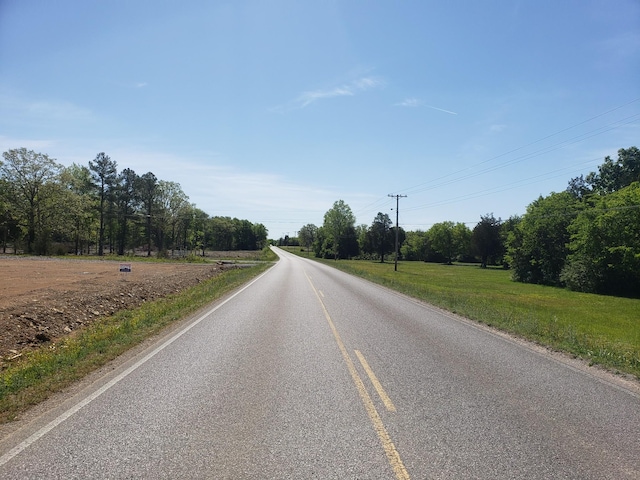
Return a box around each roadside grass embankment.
[0,249,276,424]
[286,248,639,379]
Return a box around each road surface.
[0,247,638,479]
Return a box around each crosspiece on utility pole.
[388,194,407,271]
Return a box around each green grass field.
[285,248,639,379]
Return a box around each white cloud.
[353,77,382,90]
[395,98,422,107]
[274,76,384,111]
[297,86,355,107]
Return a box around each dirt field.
[0,255,249,367]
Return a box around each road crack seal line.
[304,270,410,480]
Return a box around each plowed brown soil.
[0,255,242,367]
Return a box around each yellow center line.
[355,350,397,413]
[304,271,411,480]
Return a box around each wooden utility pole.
[388,194,407,271]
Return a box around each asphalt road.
[0,247,638,479]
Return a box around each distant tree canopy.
[507,146,640,297]
[583,146,640,195]
[428,221,472,265]
[319,200,358,259]
[0,148,268,256]
[506,191,578,286]
[471,213,502,268]
[300,147,639,298]
[401,230,430,261]
[361,212,394,262]
[298,224,318,252]
[561,182,640,296]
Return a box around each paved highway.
[0,247,638,479]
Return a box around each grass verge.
[284,248,639,379]
[0,260,274,424]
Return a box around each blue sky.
[1,1,639,239]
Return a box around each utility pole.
[388,193,407,271]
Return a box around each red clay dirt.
[0,255,245,368]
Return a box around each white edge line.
[0,266,274,467]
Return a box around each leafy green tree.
[507,191,579,286]
[499,215,521,268]
[89,152,117,256]
[252,223,268,250]
[0,177,21,253]
[428,222,455,264]
[156,180,189,254]
[566,174,591,200]
[401,230,430,261]
[233,218,256,250]
[355,224,368,254]
[428,221,471,264]
[189,207,210,255]
[363,212,394,262]
[561,182,640,297]
[137,172,158,256]
[61,164,97,255]
[312,226,329,258]
[471,213,502,268]
[210,216,235,250]
[1,148,62,253]
[585,147,640,195]
[323,200,357,259]
[114,168,139,255]
[339,225,360,259]
[298,223,318,253]
[453,222,472,261]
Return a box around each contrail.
[424,104,458,115]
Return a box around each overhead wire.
[397,97,640,196]
[404,157,604,211]
[402,112,640,198]
[352,98,640,223]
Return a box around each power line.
[402,112,640,197]
[351,98,640,225]
[397,98,640,196]
[404,156,604,212]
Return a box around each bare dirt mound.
[0,256,231,367]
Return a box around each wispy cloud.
[395,98,458,115]
[297,86,355,107]
[395,97,422,108]
[273,76,383,112]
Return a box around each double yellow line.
[305,272,411,480]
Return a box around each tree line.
[0,148,268,256]
[286,147,639,298]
